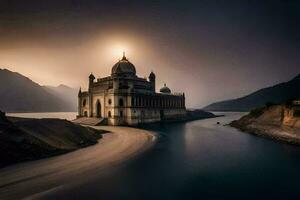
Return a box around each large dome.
[111,54,136,76]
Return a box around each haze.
[0,0,299,108]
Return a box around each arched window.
[108,111,111,118]
[83,99,86,107]
[108,99,112,105]
[120,110,123,117]
[96,100,101,118]
[119,98,124,106]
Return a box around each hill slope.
[203,74,300,111]
[44,84,78,111]
[0,69,76,112]
[0,111,104,167]
[230,105,300,144]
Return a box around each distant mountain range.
[0,69,78,112]
[203,74,300,111]
[43,84,78,111]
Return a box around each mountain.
[44,84,78,111]
[203,74,300,111]
[0,69,77,112]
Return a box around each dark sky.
[0,0,299,107]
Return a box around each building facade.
[78,53,186,125]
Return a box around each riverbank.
[0,125,156,200]
[230,105,300,145]
[0,111,108,168]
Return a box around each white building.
[77,53,186,126]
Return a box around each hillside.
[0,69,77,112]
[230,105,300,145]
[0,111,105,167]
[203,74,300,111]
[44,84,78,111]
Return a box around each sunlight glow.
[109,43,130,60]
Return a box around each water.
[6,112,300,199]
[6,112,77,120]
[34,112,300,200]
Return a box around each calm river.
[7,112,300,199]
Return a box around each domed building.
[160,83,171,94]
[111,54,136,77]
[77,53,186,126]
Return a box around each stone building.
[77,53,186,126]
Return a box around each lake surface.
[7,112,77,120]
[6,112,300,199]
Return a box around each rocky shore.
[230,105,300,145]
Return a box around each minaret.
[88,73,95,117]
[89,73,95,91]
[78,87,82,97]
[149,71,156,92]
[78,87,81,117]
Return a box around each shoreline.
[231,123,300,145]
[230,105,300,145]
[0,126,157,200]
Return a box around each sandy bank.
[0,115,106,167]
[0,126,156,200]
[230,105,300,145]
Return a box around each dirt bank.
[0,126,156,200]
[230,105,300,145]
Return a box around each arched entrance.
[96,100,101,118]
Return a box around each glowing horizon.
[0,1,299,108]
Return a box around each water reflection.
[6,112,300,200]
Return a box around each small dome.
[111,53,136,76]
[160,83,171,94]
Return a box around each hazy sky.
[0,0,299,107]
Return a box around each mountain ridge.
[203,73,300,111]
[0,68,77,112]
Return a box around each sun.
[109,43,130,60]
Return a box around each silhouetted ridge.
[203,74,300,111]
[0,69,77,112]
[293,74,300,80]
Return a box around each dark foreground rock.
[0,111,106,168]
[230,105,300,145]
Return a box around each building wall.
[163,109,187,120]
[127,108,161,125]
[91,94,105,118]
[78,75,186,126]
[78,96,89,117]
